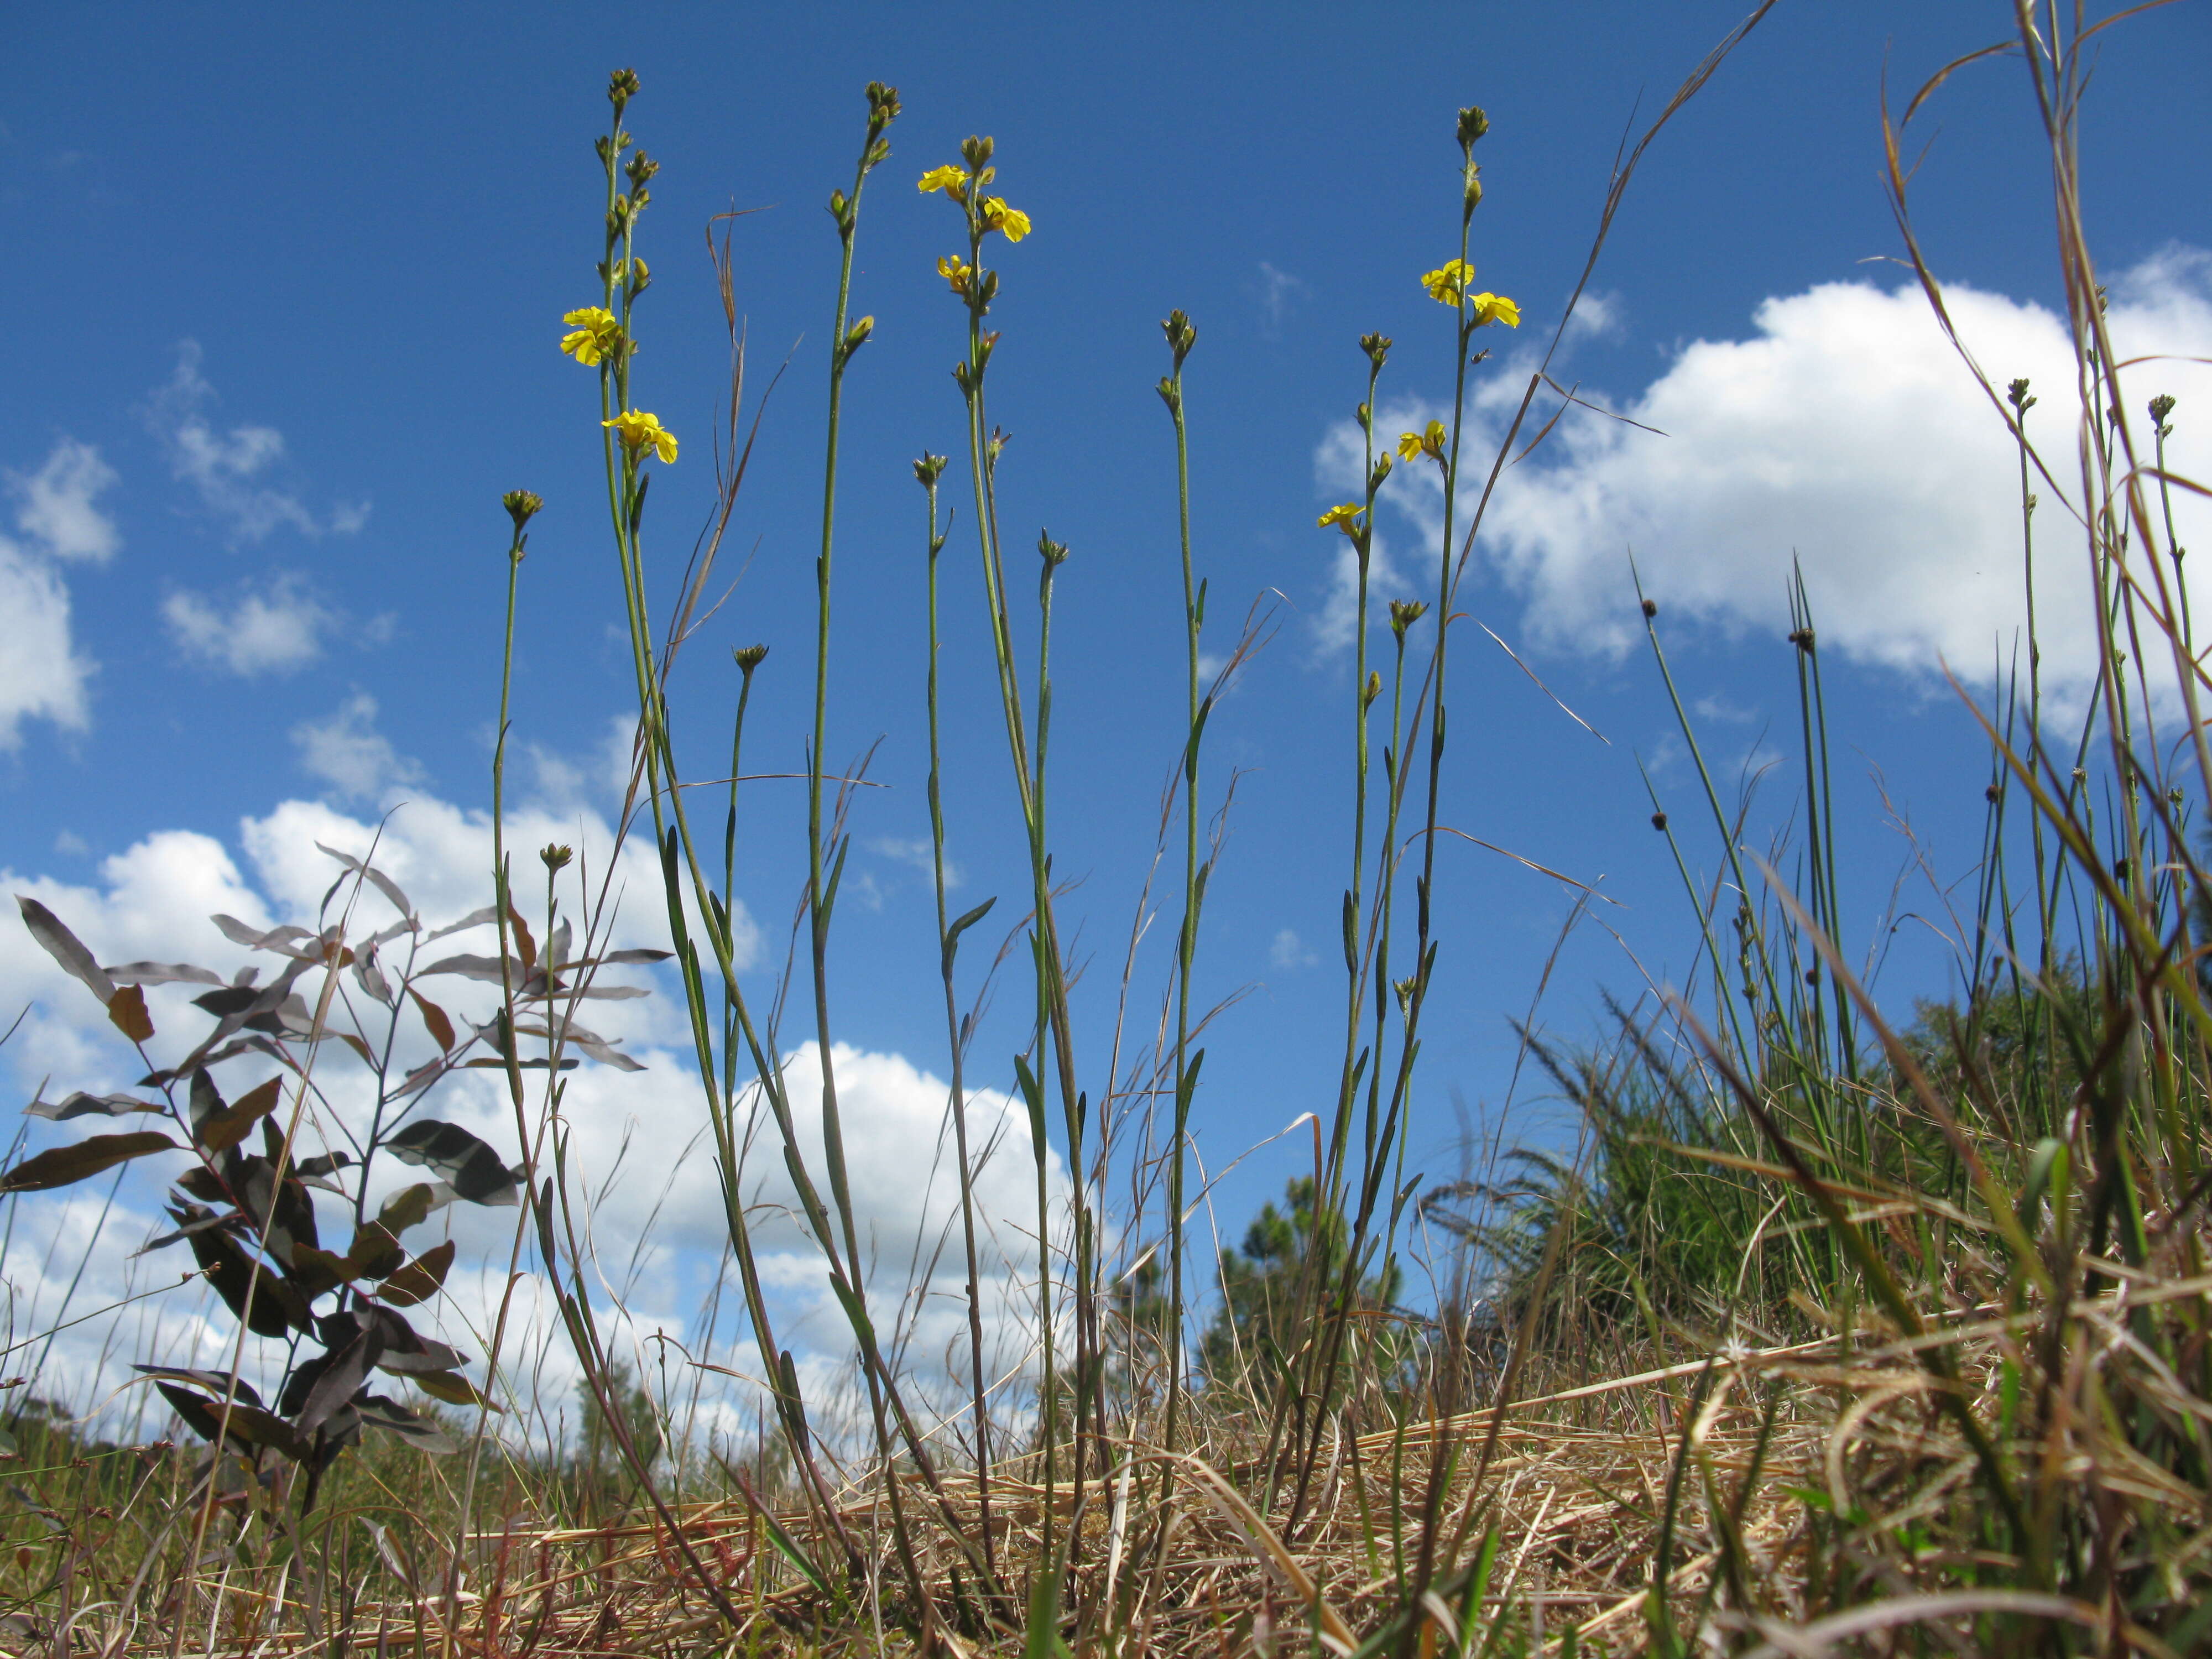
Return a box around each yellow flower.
[937,254,974,298]
[981,197,1031,242]
[1397,420,1449,463]
[603,409,677,464]
[560,306,623,366]
[917,164,968,202]
[1469,293,1521,328]
[1421,259,1476,305]
[1317,503,1364,538]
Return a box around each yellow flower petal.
[937,254,974,297]
[1396,432,1424,461]
[1317,503,1364,538]
[982,197,1032,243]
[1470,293,1521,328]
[1420,259,1475,305]
[917,165,968,201]
[559,306,622,367]
[603,409,677,464]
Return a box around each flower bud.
[608,68,640,113]
[502,490,544,533]
[1360,332,1392,368]
[2007,377,2036,413]
[1364,670,1383,708]
[843,315,875,355]
[541,843,575,873]
[625,150,659,188]
[1457,105,1489,150]
[867,81,902,131]
[1037,529,1069,567]
[1390,599,1428,639]
[961,134,995,170]
[2150,392,2177,432]
[913,453,948,488]
[734,644,769,672]
[1161,308,1197,371]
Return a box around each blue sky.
[2,3,2209,1421]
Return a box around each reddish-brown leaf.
[107,984,155,1044]
[197,1077,284,1155]
[408,988,457,1053]
[0,1131,177,1193]
[377,1240,455,1307]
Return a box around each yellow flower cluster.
[1317,503,1365,539]
[1398,420,1449,463]
[603,409,677,463]
[559,306,624,366]
[917,165,1032,242]
[1417,263,1520,328]
[937,254,974,298]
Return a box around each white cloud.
[164,572,332,675]
[528,715,646,817]
[9,439,121,563]
[1562,290,1624,347]
[0,437,119,748]
[290,692,425,801]
[145,342,363,543]
[1253,260,1309,337]
[870,834,958,889]
[1270,927,1318,970]
[0,789,1055,1444]
[1348,247,2212,701]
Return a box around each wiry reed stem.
[1159,311,1202,1465]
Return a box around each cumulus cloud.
[11,439,122,564]
[164,572,332,675]
[144,342,365,543]
[1318,247,2212,701]
[0,868,1039,1444]
[0,438,120,748]
[0,774,807,1440]
[1269,927,1318,970]
[290,692,424,801]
